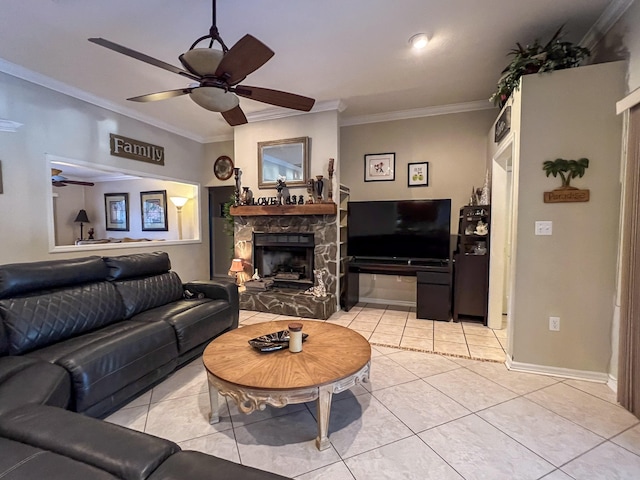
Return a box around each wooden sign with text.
[544,189,590,203]
[110,133,164,166]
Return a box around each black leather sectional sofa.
[0,252,289,480]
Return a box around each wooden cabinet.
[453,206,490,324]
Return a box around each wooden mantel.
[230,203,337,216]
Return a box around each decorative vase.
[315,175,324,202]
[240,186,252,205]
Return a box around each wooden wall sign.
[494,106,511,143]
[544,189,590,203]
[110,133,164,165]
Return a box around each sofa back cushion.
[113,272,184,319]
[0,256,113,356]
[104,251,183,319]
[0,282,125,355]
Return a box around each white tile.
[325,392,413,458]
[466,361,559,395]
[145,392,233,443]
[612,423,640,456]
[121,389,152,408]
[373,379,471,433]
[234,409,341,478]
[363,356,419,391]
[104,405,148,432]
[150,362,208,403]
[467,344,506,362]
[425,368,517,412]
[478,397,604,466]
[526,383,639,438]
[562,441,640,479]
[420,415,554,480]
[373,323,404,335]
[402,326,433,338]
[399,336,434,351]
[386,351,460,378]
[370,345,403,356]
[178,431,240,463]
[295,461,355,480]
[377,316,406,326]
[539,470,575,480]
[368,332,401,346]
[563,379,618,404]
[345,435,463,479]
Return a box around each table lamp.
[229,258,245,287]
[74,209,90,241]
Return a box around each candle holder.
[233,168,241,207]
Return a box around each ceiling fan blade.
[127,88,192,103]
[88,37,201,82]
[215,34,274,85]
[233,85,315,111]
[52,181,67,187]
[221,105,248,126]
[62,180,95,187]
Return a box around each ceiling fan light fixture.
[409,33,429,50]
[190,87,239,112]
[180,48,224,76]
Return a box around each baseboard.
[358,297,416,308]
[505,357,609,383]
[607,374,618,394]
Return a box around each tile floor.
[105,306,640,479]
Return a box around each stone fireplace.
[233,210,337,319]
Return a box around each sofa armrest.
[184,280,239,328]
[0,405,179,480]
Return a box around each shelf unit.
[338,184,349,309]
[453,205,491,324]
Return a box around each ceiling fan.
[88,0,315,126]
[51,169,95,187]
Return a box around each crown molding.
[0,118,23,132]
[245,99,347,123]
[0,58,206,143]
[340,100,496,127]
[580,0,634,52]
[202,132,234,143]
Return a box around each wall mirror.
[46,154,200,252]
[258,136,309,189]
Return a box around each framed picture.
[408,162,429,187]
[364,153,395,182]
[141,190,168,231]
[104,193,129,231]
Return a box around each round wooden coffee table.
[202,320,371,450]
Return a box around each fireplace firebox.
[253,232,315,289]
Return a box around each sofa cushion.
[26,321,177,413]
[113,271,184,319]
[148,450,292,480]
[0,405,180,480]
[104,251,171,281]
[0,256,108,299]
[0,281,125,355]
[0,437,119,480]
[0,357,70,415]
[132,298,234,354]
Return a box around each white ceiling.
[0,0,616,143]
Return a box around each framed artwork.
[408,162,429,187]
[141,190,168,231]
[104,193,129,231]
[364,153,395,182]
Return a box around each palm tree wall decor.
[542,158,590,203]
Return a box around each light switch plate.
[535,221,552,235]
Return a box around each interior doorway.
[208,186,235,279]
[488,139,515,336]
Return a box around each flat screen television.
[347,199,451,263]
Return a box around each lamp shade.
[229,258,244,273]
[170,196,188,208]
[74,209,90,223]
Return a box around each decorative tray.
[248,330,309,352]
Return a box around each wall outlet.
[549,316,560,331]
[535,221,553,235]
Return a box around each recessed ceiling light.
[409,33,429,49]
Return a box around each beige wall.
[340,110,497,304]
[0,72,209,282]
[203,140,234,188]
[508,62,625,374]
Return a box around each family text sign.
[110,133,165,166]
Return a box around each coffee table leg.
[315,384,333,450]
[208,382,220,424]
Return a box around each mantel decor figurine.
[306,178,315,204]
[542,157,590,203]
[327,158,335,202]
[315,175,324,203]
[233,168,241,207]
[275,176,286,205]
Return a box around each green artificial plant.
[490,25,591,107]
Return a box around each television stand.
[345,258,451,320]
